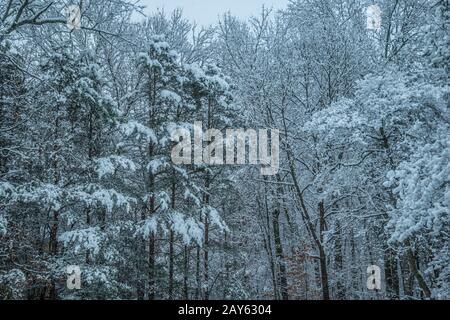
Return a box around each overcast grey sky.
[137,0,289,26]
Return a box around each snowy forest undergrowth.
[0,0,449,300]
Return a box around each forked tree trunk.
[406,245,431,298]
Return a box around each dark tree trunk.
[334,221,345,299]
[272,209,289,300]
[49,211,59,256]
[184,245,190,299]
[195,245,201,299]
[169,230,174,299]
[384,247,400,299]
[318,201,330,300]
[148,188,156,300]
[406,246,431,298]
[168,180,176,299]
[203,214,209,300]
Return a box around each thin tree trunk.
[149,233,155,300]
[184,245,190,299]
[406,245,431,298]
[259,190,279,299]
[384,247,400,299]
[49,211,59,256]
[318,201,330,300]
[334,220,345,299]
[204,214,209,300]
[195,245,201,299]
[272,209,289,300]
[169,230,174,299]
[148,179,156,300]
[168,180,176,299]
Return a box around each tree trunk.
[406,246,431,298]
[318,201,330,300]
[184,245,190,299]
[148,233,155,300]
[334,221,345,299]
[195,245,201,299]
[169,230,174,300]
[168,180,176,299]
[203,214,209,300]
[49,211,59,256]
[384,247,400,299]
[272,209,289,300]
[148,183,156,300]
[259,189,279,299]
